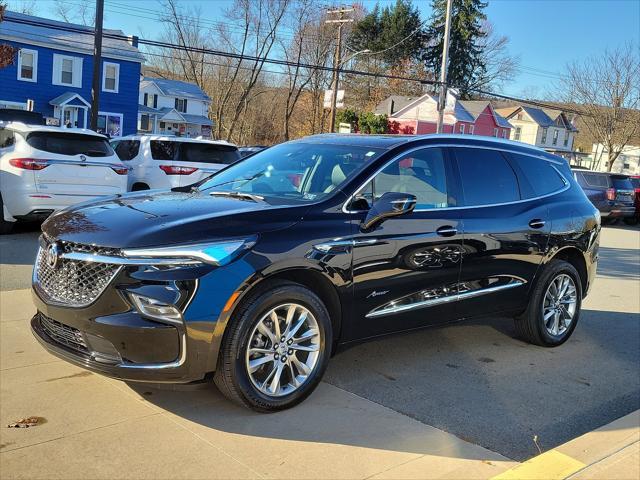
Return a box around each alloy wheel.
[542,273,577,336]
[245,303,321,397]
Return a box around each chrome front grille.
[34,240,122,307]
[39,314,88,353]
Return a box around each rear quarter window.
[112,140,140,161]
[150,140,178,160]
[179,142,240,165]
[454,147,520,206]
[26,132,113,157]
[509,153,566,197]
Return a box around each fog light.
[129,293,182,324]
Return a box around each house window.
[140,114,151,131]
[502,129,508,138]
[175,98,187,113]
[0,100,27,110]
[541,128,548,143]
[53,54,82,87]
[143,93,158,108]
[493,128,499,137]
[97,112,123,137]
[468,125,474,135]
[459,124,465,134]
[623,163,630,169]
[514,127,522,141]
[564,132,570,147]
[17,49,37,82]
[552,129,559,145]
[102,62,119,93]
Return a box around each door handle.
[529,219,546,229]
[436,226,457,237]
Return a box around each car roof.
[0,121,107,138]
[116,134,237,147]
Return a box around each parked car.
[0,122,128,234]
[572,169,635,223]
[624,175,640,225]
[239,145,268,158]
[110,135,241,191]
[31,134,599,411]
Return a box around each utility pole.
[436,0,453,134]
[325,6,353,133]
[90,0,104,131]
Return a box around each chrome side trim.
[116,330,188,370]
[313,237,381,253]
[365,279,525,318]
[342,144,571,214]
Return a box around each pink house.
[384,94,512,138]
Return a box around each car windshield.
[198,142,384,203]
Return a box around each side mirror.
[361,192,417,231]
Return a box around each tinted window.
[179,143,240,164]
[150,140,177,160]
[610,176,634,190]
[356,148,450,209]
[629,177,640,189]
[455,148,520,205]
[581,172,610,188]
[112,140,140,161]
[509,153,566,197]
[26,132,113,157]
[0,128,15,149]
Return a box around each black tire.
[623,216,638,226]
[214,281,332,412]
[131,183,150,191]
[514,260,582,347]
[0,195,15,235]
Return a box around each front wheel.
[515,260,582,347]
[214,281,332,412]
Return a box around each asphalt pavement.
[1,222,638,462]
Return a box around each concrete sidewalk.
[2,288,638,479]
[1,289,515,479]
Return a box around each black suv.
[31,135,600,411]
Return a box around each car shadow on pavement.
[596,246,640,280]
[127,308,639,463]
[0,222,41,266]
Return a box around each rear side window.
[580,172,610,188]
[26,132,113,157]
[454,148,520,206]
[630,177,640,189]
[112,140,140,161]
[0,128,15,149]
[179,142,240,165]
[509,153,566,197]
[150,140,177,160]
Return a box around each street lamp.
[328,49,370,133]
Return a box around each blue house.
[0,11,144,136]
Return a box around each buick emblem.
[46,243,61,270]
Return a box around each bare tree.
[7,0,36,15]
[0,2,17,70]
[561,43,640,171]
[54,0,95,25]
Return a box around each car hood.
[42,190,310,248]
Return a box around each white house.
[496,105,578,153]
[137,76,213,138]
[592,143,640,175]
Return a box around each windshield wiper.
[204,171,265,189]
[209,191,264,202]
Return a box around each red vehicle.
[625,175,640,225]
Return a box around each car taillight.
[9,158,49,170]
[606,188,616,201]
[110,165,129,175]
[159,165,198,175]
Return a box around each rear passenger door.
[452,147,554,318]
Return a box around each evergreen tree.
[423,0,488,98]
[348,0,425,66]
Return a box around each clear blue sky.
[9,0,640,97]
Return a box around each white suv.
[110,135,241,191]
[0,122,128,234]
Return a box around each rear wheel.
[623,216,638,226]
[515,260,582,347]
[0,195,15,235]
[214,281,332,412]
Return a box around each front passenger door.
[344,147,465,342]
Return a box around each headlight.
[129,293,182,324]
[122,237,256,266]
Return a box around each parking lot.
[0,223,638,478]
